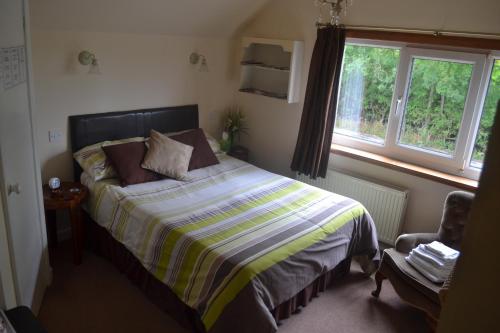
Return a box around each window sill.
[331,144,478,192]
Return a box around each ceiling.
[29,0,271,37]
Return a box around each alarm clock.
[48,177,61,191]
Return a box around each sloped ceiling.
[30,0,270,37]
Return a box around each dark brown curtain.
[291,26,346,179]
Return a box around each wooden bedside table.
[228,145,249,162]
[43,182,88,265]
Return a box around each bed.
[69,105,379,333]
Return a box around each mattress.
[82,154,379,332]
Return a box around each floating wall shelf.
[239,37,304,104]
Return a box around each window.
[399,58,473,155]
[333,39,499,180]
[335,45,400,144]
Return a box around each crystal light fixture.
[315,0,353,26]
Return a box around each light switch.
[48,129,63,143]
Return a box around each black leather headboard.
[69,104,199,181]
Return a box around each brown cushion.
[170,128,219,171]
[141,130,193,180]
[102,141,161,186]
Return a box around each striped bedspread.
[84,155,379,332]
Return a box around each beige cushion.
[141,130,193,180]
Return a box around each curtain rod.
[315,23,500,40]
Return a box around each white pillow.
[73,136,144,181]
[203,131,222,154]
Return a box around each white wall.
[30,0,269,38]
[31,30,238,182]
[236,0,500,233]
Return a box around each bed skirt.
[85,214,352,332]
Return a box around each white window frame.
[332,38,497,181]
[333,39,403,152]
[463,53,499,178]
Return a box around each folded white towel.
[413,245,456,268]
[406,255,447,283]
[408,251,452,280]
[404,241,459,284]
[424,241,459,260]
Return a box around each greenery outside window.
[333,39,499,180]
[335,45,400,144]
[398,58,473,155]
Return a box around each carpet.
[38,242,429,333]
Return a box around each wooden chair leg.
[371,270,386,298]
[426,314,438,332]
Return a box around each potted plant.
[220,106,248,152]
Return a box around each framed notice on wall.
[0,45,26,91]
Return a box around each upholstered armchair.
[371,191,474,326]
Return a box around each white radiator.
[297,170,408,245]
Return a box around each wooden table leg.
[45,209,58,248]
[69,204,83,265]
[78,206,85,253]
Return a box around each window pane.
[399,58,473,155]
[334,45,400,144]
[471,60,500,167]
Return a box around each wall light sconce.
[78,50,101,74]
[189,52,209,72]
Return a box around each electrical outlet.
[48,129,63,143]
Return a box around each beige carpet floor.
[38,242,430,333]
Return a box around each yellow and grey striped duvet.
[83,155,378,332]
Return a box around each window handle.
[395,96,403,116]
[459,159,467,172]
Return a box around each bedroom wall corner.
[234,0,500,234]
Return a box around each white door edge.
[0,182,17,309]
